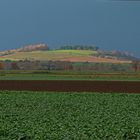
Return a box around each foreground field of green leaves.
[0,91,140,140]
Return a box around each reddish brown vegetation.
[61,57,131,63]
[0,62,4,69]
[132,60,140,72]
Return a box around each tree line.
[58,45,99,51]
[0,60,139,72]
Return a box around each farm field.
[0,70,140,81]
[0,80,140,93]
[0,50,97,61]
[0,49,131,63]
[0,91,140,140]
[0,74,140,81]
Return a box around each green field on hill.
[0,50,97,61]
[0,91,140,140]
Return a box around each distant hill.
[0,44,49,56]
[95,50,138,61]
[0,44,138,63]
[57,45,138,61]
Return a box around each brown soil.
[0,80,140,93]
[61,57,131,63]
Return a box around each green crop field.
[0,91,140,140]
[0,70,140,81]
[0,74,140,81]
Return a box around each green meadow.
[0,50,97,61]
[0,70,140,81]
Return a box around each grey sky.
[0,0,140,57]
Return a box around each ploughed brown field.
[0,80,140,93]
[60,56,131,63]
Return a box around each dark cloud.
[111,0,140,1]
